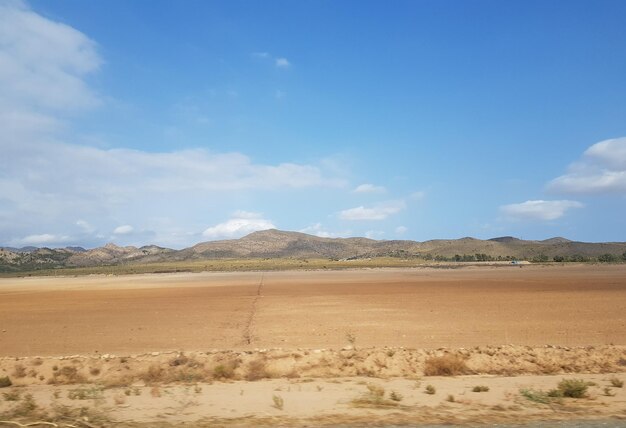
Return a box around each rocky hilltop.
[1,229,625,273]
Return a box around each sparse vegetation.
[48,365,86,384]
[446,394,455,402]
[472,385,489,392]
[213,361,237,380]
[67,386,104,400]
[0,376,11,388]
[520,388,551,404]
[609,377,623,388]
[556,378,592,398]
[1,393,38,419]
[425,384,436,395]
[352,384,400,408]
[12,363,27,378]
[2,390,20,401]
[423,355,469,376]
[246,358,270,381]
[603,387,616,397]
[389,390,403,402]
[346,332,356,347]
[520,378,594,404]
[272,394,284,410]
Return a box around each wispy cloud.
[339,200,406,221]
[113,225,134,235]
[548,137,626,194]
[202,211,275,240]
[500,200,583,221]
[298,223,351,238]
[12,233,73,247]
[395,226,408,235]
[251,51,292,68]
[275,57,290,68]
[353,183,386,194]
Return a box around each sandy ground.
[1,264,626,426]
[1,373,625,426]
[1,264,625,356]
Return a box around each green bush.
[557,378,591,398]
[0,376,11,388]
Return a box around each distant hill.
[1,229,625,273]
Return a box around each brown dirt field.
[1,264,625,357]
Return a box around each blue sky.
[1,0,626,248]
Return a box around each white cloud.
[275,57,290,68]
[339,200,406,221]
[395,226,408,235]
[14,233,72,246]
[76,219,95,233]
[298,223,351,238]
[202,212,275,240]
[252,52,291,69]
[548,137,626,194]
[353,183,386,194]
[0,4,341,249]
[500,200,583,221]
[0,0,101,116]
[113,225,134,235]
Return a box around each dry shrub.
[1,393,39,419]
[139,364,165,384]
[48,366,86,385]
[12,364,27,378]
[0,376,11,388]
[213,364,235,380]
[423,355,469,376]
[169,354,189,367]
[89,367,101,376]
[245,358,270,381]
[352,384,399,408]
[170,366,208,383]
[101,376,133,388]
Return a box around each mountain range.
[1,229,625,273]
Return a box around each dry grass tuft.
[424,355,470,376]
[272,394,284,410]
[12,363,27,378]
[245,358,270,381]
[213,361,237,380]
[139,364,165,384]
[352,384,400,408]
[48,366,87,385]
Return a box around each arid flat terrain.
[1,264,625,356]
[1,265,626,427]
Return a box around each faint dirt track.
[1,264,625,356]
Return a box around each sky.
[1,0,626,249]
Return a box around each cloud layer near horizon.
[0,1,343,248]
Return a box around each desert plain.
[1,264,625,426]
